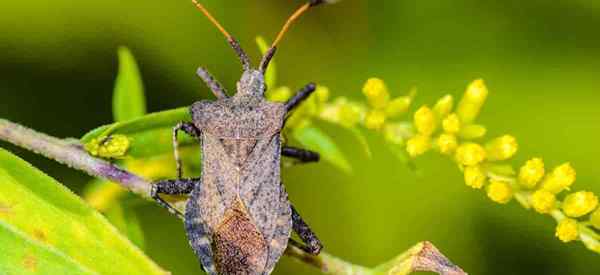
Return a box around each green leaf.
[256,36,277,90]
[113,47,147,122]
[0,220,93,275]
[0,148,167,275]
[105,200,145,250]
[81,107,193,158]
[292,125,352,173]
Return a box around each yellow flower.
[85,135,130,159]
[458,124,487,140]
[414,106,437,136]
[531,190,556,214]
[541,163,576,194]
[455,143,487,166]
[590,208,600,230]
[362,78,390,109]
[442,114,461,134]
[406,134,431,157]
[365,110,386,130]
[464,165,486,189]
[433,95,454,118]
[457,79,488,124]
[562,191,599,218]
[437,134,458,155]
[555,219,579,243]
[485,135,518,161]
[518,158,545,189]
[487,181,513,204]
[385,96,412,118]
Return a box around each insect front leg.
[290,205,323,255]
[173,122,201,179]
[196,67,228,99]
[282,146,320,163]
[285,82,317,112]
[151,178,200,219]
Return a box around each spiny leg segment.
[172,122,201,179]
[282,146,320,163]
[151,178,200,218]
[290,205,323,255]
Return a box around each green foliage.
[81,107,192,159]
[0,148,166,275]
[291,125,351,173]
[0,221,92,275]
[113,47,146,122]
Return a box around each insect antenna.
[191,0,251,70]
[259,0,332,73]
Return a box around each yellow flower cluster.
[359,78,600,251]
[85,135,130,158]
[272,73,600,253]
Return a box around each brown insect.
[151,1,332,274]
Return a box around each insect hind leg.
[151,178,199,219]
[290,205,323,255]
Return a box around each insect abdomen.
[213,200,268,275]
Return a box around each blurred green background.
[2,1,600,274]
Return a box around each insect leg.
[290,205,323,255]
[282,146,320,163]
[151,178,200,219]
[173,122,201,179]
[285,83,317,112]
[196,67,228,99]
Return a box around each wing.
[240,135,292,274]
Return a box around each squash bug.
[151,1,331,274]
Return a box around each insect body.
[151,1,329,274]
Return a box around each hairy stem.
[0,119,466,275]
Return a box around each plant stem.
[0,119,151,199]
[0,118,466,275]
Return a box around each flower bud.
[555,219,579,243]
[485,135,518,161]
[385,96,412,118]
[433,95,454,119]
[406,134,431,157]
[458,124,487,140]
[457,79,488,124]
[518,158,545,189]
[414,106,437,136]
[455,143,487,166]
[365,110,386,130]
[85,135,130,159]
[531,190,556,214]
[464,165,486,189]
[541,163,576,194]
[437,134,458,155]
[562,191,598,218]
[487,181,513,204]
[362,78,390,109]
[442,114,461,134]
